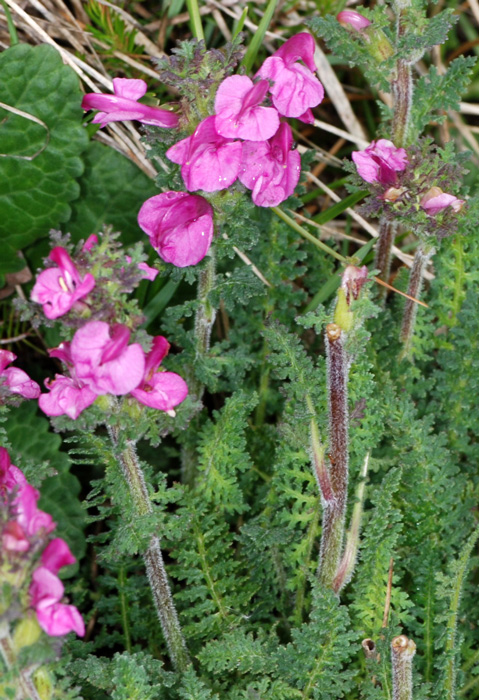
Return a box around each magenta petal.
[214,75,279,141]
[82,93,179,129]
[42,538,76,573]
[273,32,317,72]
[337,10,372,30]
[159,213,214,267]
[39,375,97,420]
[352,139,408,185]
[139,192,214,268]
[0,349,16,373]
[297,108,315,124]
[186,141,242,192]
[36,603,85,637]
[145,336,170,375]
[3,367,41,399]
[71,322,145,395]
[132,371,188,410]
[30,567,63,609]
[267,61,324,118]
[113,78,147,101]
[166,136,191,165]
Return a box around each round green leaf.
[0,44,88,273]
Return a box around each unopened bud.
[383,186,407,202]
[341,265,368,304]
[334,289,353,333]
[337,9,371,31]
[326,323,342,342]
[13,615,41,650]
[420,187,465,216]
[33,668,54,700]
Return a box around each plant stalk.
[391,635,416,700]
[318,323,349,589]
[108,429,189,671]
[332,452,369,593]
[399,244,433,356]
[375,219,397,291]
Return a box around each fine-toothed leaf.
[0,44,87,272]
[3,401,85,559]
[66,141,158,245]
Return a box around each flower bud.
[420,187,465,216]
[33,668,54,700]
[337,10,371,31]
[13,615,42,650]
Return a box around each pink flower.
[81,78,179,129]
[0,446,27,493]
[2,520,30,552]
[30,567,84,637]
[420,187,465,216]
[214,76,280,141]
[42,538,76,574]
[138,192,214,268]
[71,321,145,396]
[0,350,40,399]
[38,343,98,420]
[15,484,56,537]
[125,256,159,281]
[131,336,188,411]
[239,123,301,207]
[39,374,98,420]
[256,33,324,119]
[337,10,371,31]
[352,139,409,185]
[166,116,243,192]
[31,247,95,320]
[82,234,98,252]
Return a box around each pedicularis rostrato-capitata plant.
[2,1,479,698]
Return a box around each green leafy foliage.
[0,44,87,272]
[66,141,158,246]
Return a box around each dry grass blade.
[313,40,368,142]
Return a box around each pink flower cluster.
[352,140,465,215]
[81,34,324,268]
[30,242,189,420]
[136,34,323,267]
[0,350,40,401]
[1,447,84,637]
[38,321,188,420]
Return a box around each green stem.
[0,0,18,46]
[391,635,416,700]
[181,252,217,486]
[399,244,433,358]
[271,207,347,263]
[118,566,132,653]
[375,219,396,292]
[185,0,205,41]
[444,525,479,700]
[108,430,190,671]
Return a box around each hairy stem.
[400,244,433,356]
[181,252,217,486]
[332,452,369,593]
[108,429,189,671]
[391,635,416,700]
[391,59,412,148]
[318,324,349,589]
[375,219,397,291]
